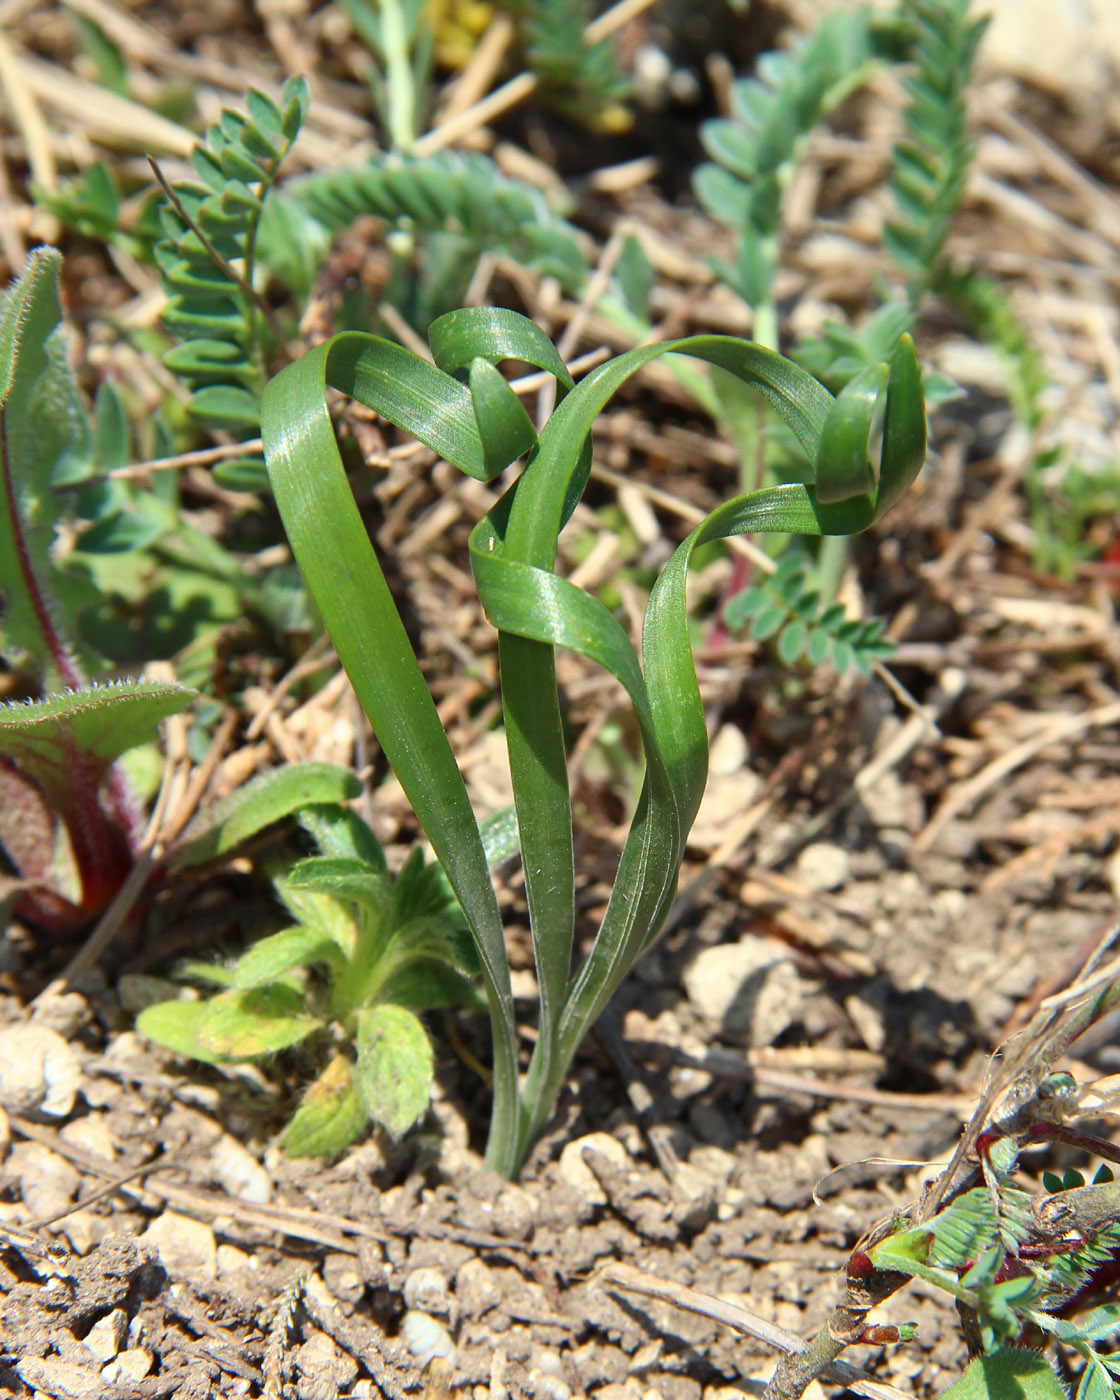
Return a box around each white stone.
[0,1024,81,1117]
[61,1113,116,1162]
[16,1356,102,1399]
[101,1349,153,1385]
[82,1309,128,1362]
[793,842,850,893]
[403,1267,452,1317]
[683,938,801,1045]
[210,1133,272,1204]
[141,1211,217,1283]
[557,1132,629,1205]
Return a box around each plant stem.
[379,0,416,151]
[148,157,285,348]
[762,1261,911,1400]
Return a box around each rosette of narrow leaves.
[139,803,495,1154]
[261,306,925,1178]
[155,77,309,440]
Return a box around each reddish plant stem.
[1,407,145,907]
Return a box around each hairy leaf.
[0,249,92,682]
[282,1054,370,1157]
[355,1002,433,1138]
[169,761,361,868]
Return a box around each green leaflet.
[155,75,309,437]
[282,1054,369,1158]
[261,307,925,1176]
[355,1002,433,1139]
[136,985,322,1063]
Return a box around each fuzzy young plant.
[863,1136,1120,1400]
[139,803,516,1154]
[0,248,189,927]
[260,305,926,1179]
[761,939,1120,1400]
[0,249,359,935]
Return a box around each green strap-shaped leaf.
[261,308,925,1174]
[262,320,521,1175]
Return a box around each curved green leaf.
[261,310,925,1173]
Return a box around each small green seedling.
[0,249,359,933]
[138,804,513,1154]
[722,549,896,675]
[261,304,926,1178]
[863,1124,1120,1400]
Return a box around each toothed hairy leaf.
[169,761,362,868]
[0,249,93,678]
[137,984,322,1063]
[0,680,194,806]
[937,1350,1068,1400]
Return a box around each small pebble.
[101,1348,153,1385]
[491,1185,535,1241]
[557,1133,630,1205]
[0,1024,81,1117]
[683,938,801,1045]
[793,842,850,893]
[455,1257,498,1318]
[210,1133,272,1204]
[82,1308,128,1362]
[403,1267,452,1316]
[16,1356,102,1399]
[141,1211,217,1283]
[401,1310,456,1368]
